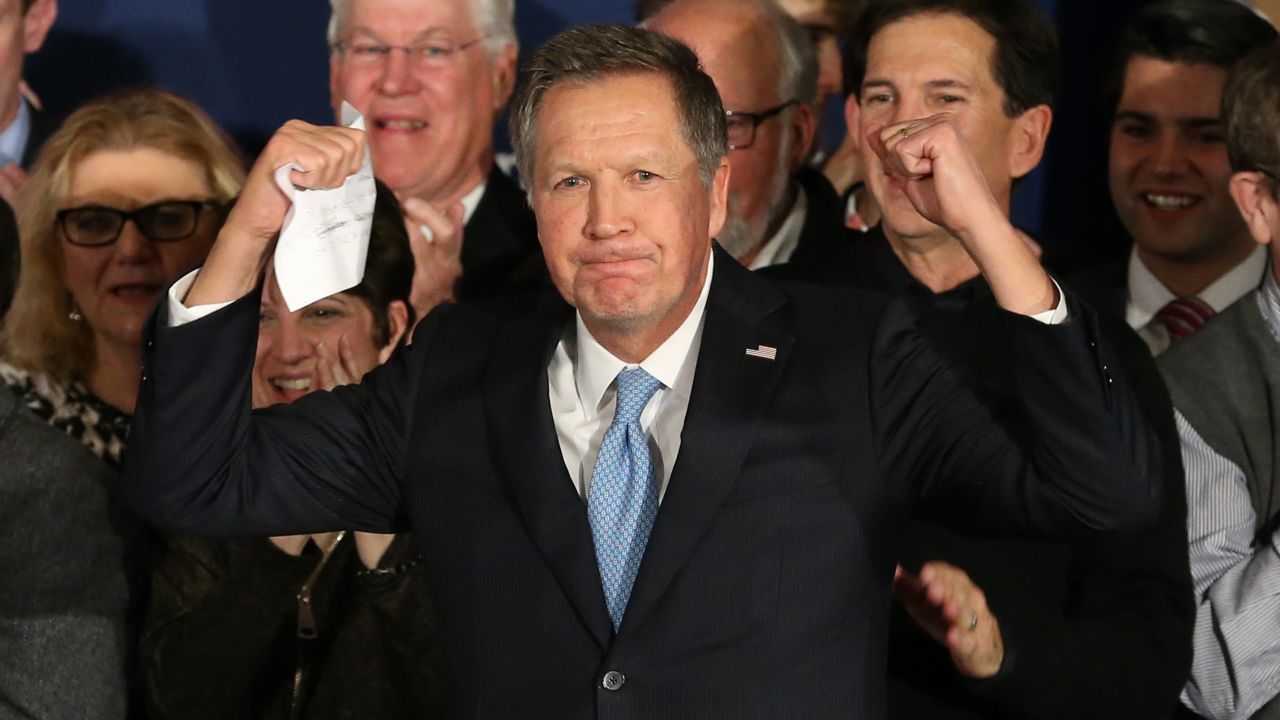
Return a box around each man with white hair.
[327,0,547,314]
[643,0,845,269]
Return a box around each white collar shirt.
[747,186,807,271]
[548,251,715,503]
[460,178,487,225]
[1126,244,1268,354]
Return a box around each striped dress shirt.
[1179,269,1280,719]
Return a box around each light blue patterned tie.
[587,367,664,631]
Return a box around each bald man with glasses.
[642,0,846,270]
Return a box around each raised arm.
[125,121,428,537]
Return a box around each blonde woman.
[0,87,244,715]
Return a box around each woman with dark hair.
[142,186,442,720]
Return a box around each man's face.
[329,0,516,204]
[775,0,842,99]
[1109,56,1248,265]
[647,3,808,260]
[529,73,728,344]
[855,12,1027,241]
[0,0,55,134]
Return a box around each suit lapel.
[484,297,615,649]
[620,253,793,635]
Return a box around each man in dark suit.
[128,24,1162,719]
[641,0,844,269]
[769,1,1193,716]
[0,0,56,205]
[326,0,547,318]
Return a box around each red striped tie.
[1155,296,1216,341]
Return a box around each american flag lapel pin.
[744,344,777,361]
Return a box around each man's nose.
[585,183,635,240]
[376,49,422,96]
[1150,130,1189,178]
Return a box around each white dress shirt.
[747,188,807,271]
[549,253,713,502]
[1126,245,1268,354]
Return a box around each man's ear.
[706,158,731,240]
[843,93,863,153]
[1008,104,1052,180]
[378,300,412,362]
[788,102,817,171]
[491,42,519,110]
[1229,171,1278,246]
[22,0,56,55]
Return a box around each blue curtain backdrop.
[28,0,1141,264]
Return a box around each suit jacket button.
[601,670,626,691]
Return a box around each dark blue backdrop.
[29,0,1141,265]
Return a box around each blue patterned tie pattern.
[587,366,664,632]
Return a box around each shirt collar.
[747,186,807,270]
[0,98,31,167]
[460,178,487,224]
[1126,244,1269,327]
[574,250,715,417]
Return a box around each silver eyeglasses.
[333,34,490,69]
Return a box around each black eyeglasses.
[56,200,217,247]
[725,99,799,150]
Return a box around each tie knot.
[613,367,663,424]
[1155,296,1216,341]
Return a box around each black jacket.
[768,229,1194,720]
[127,247,1162,719]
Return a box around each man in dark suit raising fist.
[128,23,1163,719]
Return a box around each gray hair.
[758,0,820,104]
[327,0,517,55]
[509,24,728,192]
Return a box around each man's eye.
[556,176,584,190]
[1197,131,1226,144]
[937,95,965,104]
[350,43,386,57]
[416,43,451,59]
[863,93,893,106]
[633,171,657,182]
[1118,123,1152,140]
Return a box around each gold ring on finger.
[967,611,979,631]
[899,127,911,140]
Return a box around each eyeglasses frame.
[56,199,220,248]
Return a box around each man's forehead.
[1117,55,1227,115]
[344,0,476,35]
[864,12,996,88]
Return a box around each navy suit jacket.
[127,247,1161,719]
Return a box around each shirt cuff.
[1028,278,1068,325]
[166,269,234,327]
